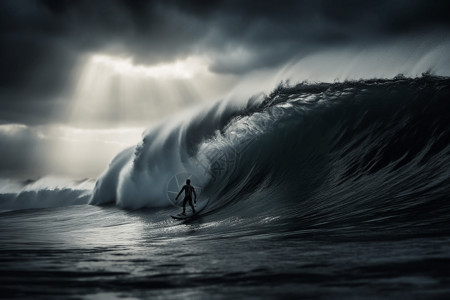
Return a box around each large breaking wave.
[88,75,450,231]
[2,74,448,233]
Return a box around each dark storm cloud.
[195,0,450,73]
[1,0,450,125]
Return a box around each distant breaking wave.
[0,177,93,212]
[88,74,450,231]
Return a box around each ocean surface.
[1,75,450,299]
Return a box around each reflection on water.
[1,205,450,299]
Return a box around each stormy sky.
[1,0,450,179]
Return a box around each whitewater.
[1,75,450,298]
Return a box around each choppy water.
[1,205,450,299]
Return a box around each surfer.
[175,179,197,215]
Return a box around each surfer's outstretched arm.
[193,188,197,203]
[175,186,185,200]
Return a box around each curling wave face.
[89,75,450,233]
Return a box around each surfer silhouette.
[175,179,197,215]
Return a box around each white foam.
[0,177,95,212]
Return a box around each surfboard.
[171,211,198,220]
[170,198,209,220]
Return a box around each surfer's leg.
[182,198,187,214]
[189,198,195,214]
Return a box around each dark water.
[1,75,450,298]
[1,205,450,299]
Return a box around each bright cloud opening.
[91,54,208,79]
